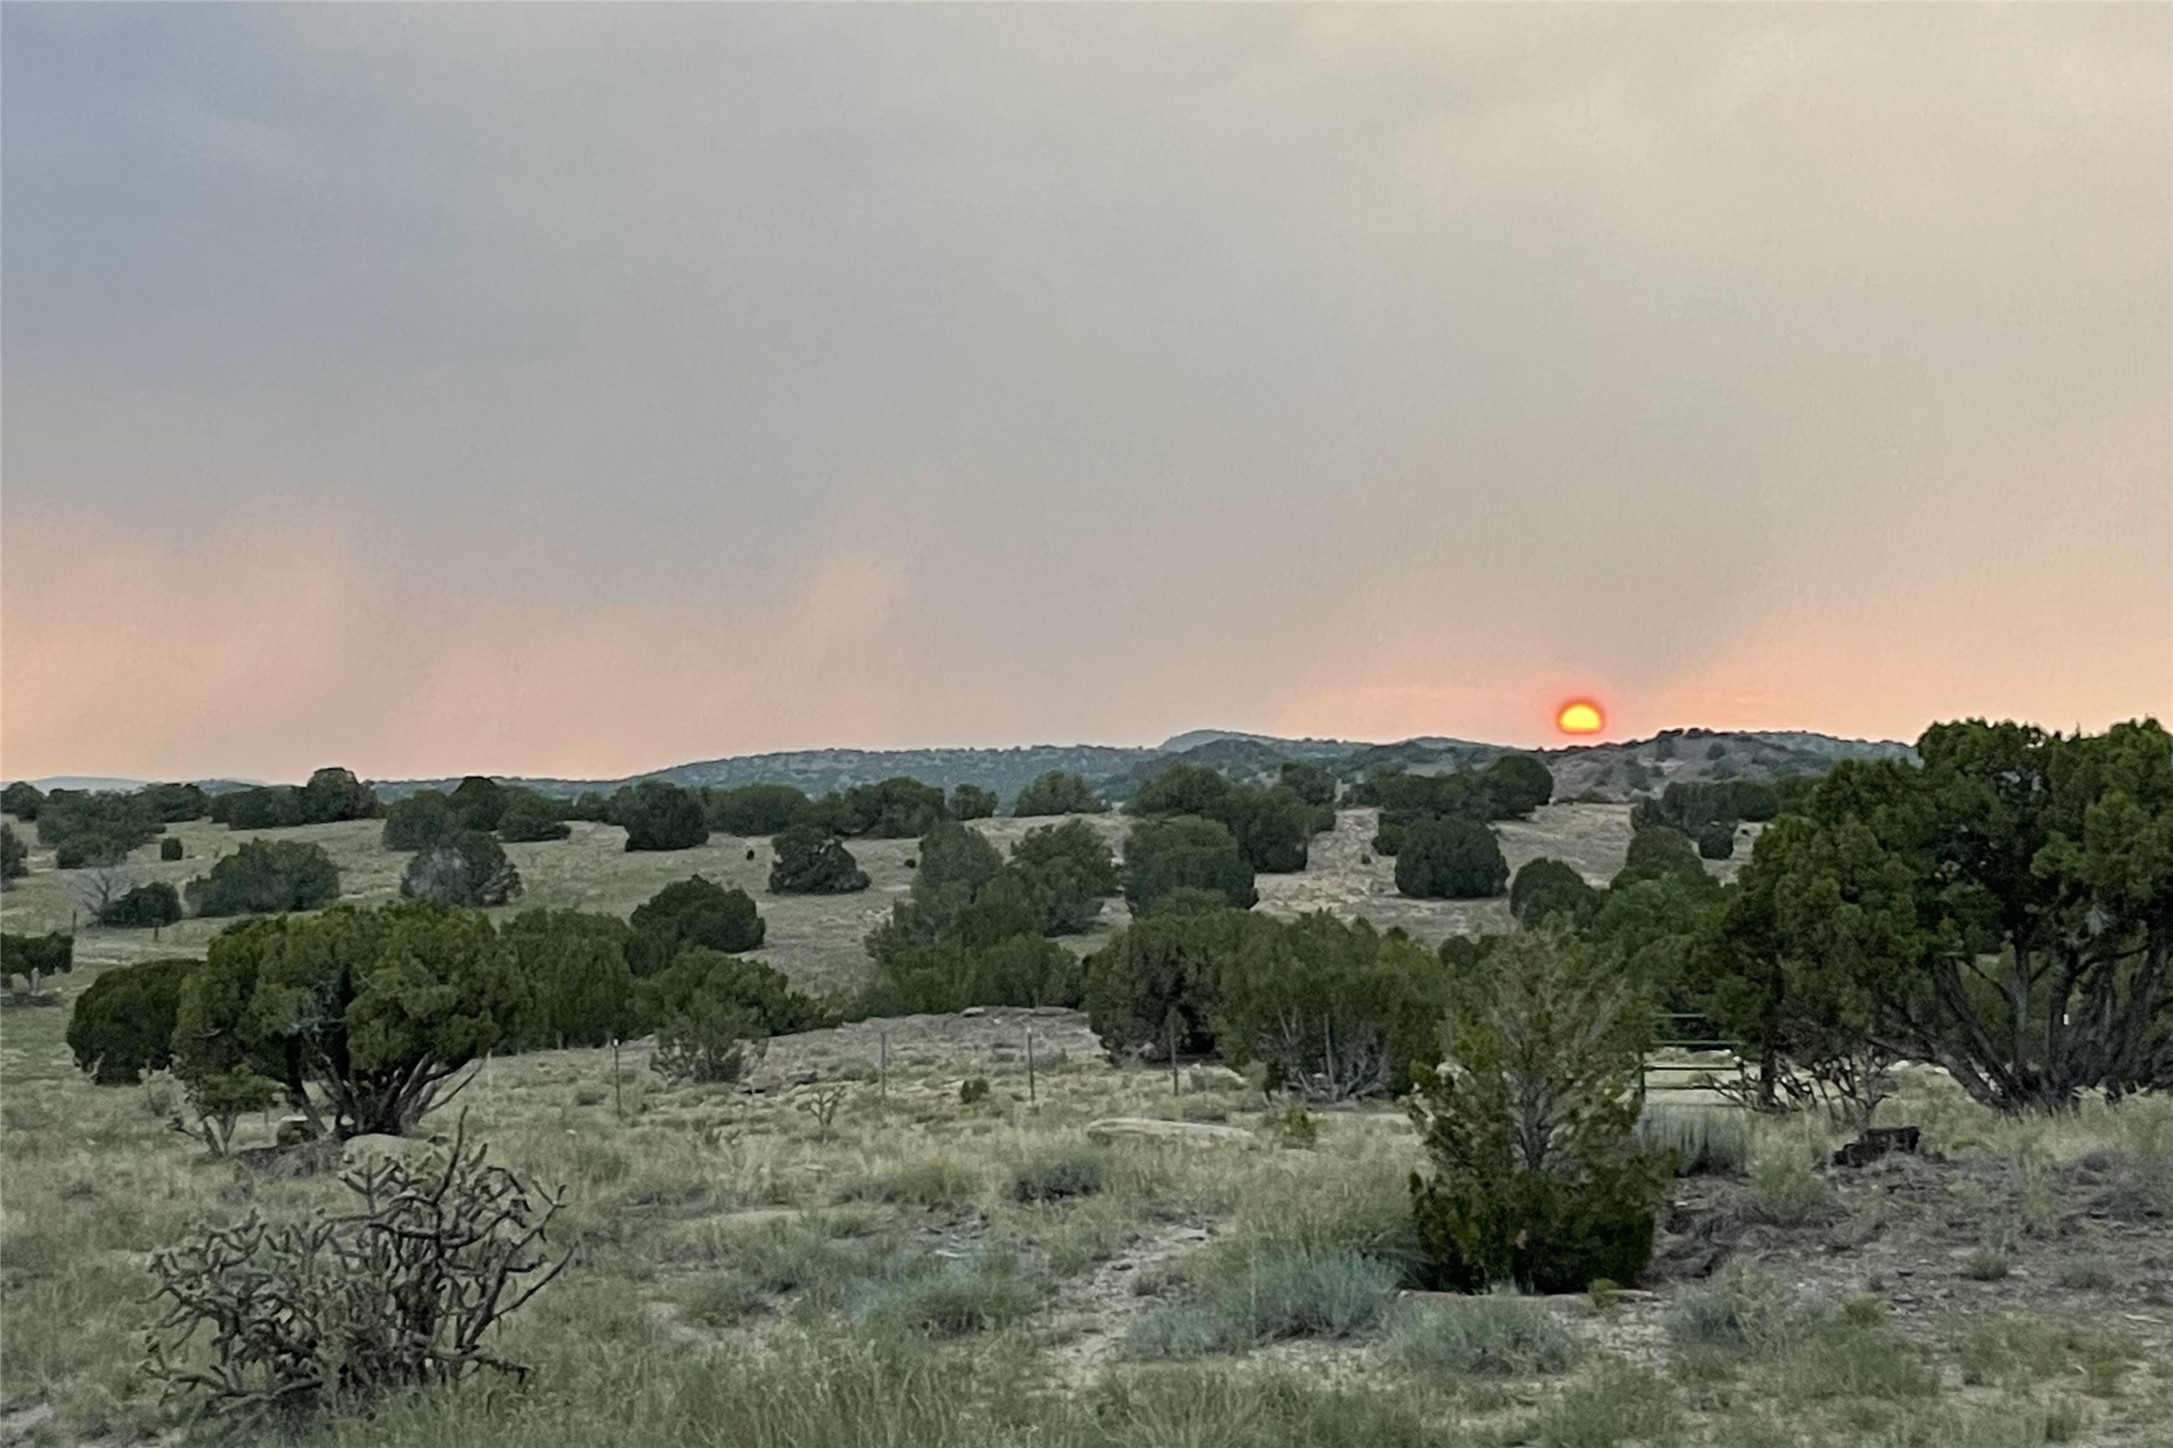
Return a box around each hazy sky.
[4,4,2168,782]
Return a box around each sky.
[3,4,2168,783]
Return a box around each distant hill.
[16,728,1914,808]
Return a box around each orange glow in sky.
[1556,700,1606,736]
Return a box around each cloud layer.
[4,6,2167,780]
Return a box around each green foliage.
[97,881,184,928]
[496,791,572,842]
[448,775,508,831]
[1407,931,1668,1292]
[703,783,814,835]
[1123,815,1257,916]
[501,909,637,1050]
[1694,717,2173,1110]
[1010,1146,1109,1203]
[1393,817,1507,899]
[628,876,766,975]
[174,901,528,1137]
[300,767,381,824]
[1,930,74,995]
[769,825,871,894]
[645,947,839,1039]
[1388,1292,1582,1377]
[1633,778,1783,836]
[1,780,45,820]
[810,777,948,838]
[207,785,305,831]
[185,840,342,917]
[1132,1245,1398,1356]
[617,781,711,852]
[401,831,523,908]
[382,790,461,851]
[0,823,25,883]
[1009,818,1119,935]
[67,957,199,1084]
[37,789,161,865]
[1011,770,1107,817]
[959,1076,990,1105]
[137,782,209,822]
[1084,906,1268,1059]
[1481,754,1555,818]
[1216,912,1449,1101]
[1510,858,1599,929]
[860,934,1082,1016]
[1695,822,1736,860]
[1132,767,1321,873]
[949,784,998,821]
[1613,825,1708,889]
[1278,760,1339,808]
[159,836,185,862]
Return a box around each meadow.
[2,805,2169,1448]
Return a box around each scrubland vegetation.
[2,717,2169,1447]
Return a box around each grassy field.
[2,807,2169,1447]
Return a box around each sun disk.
[1556,700,1605,735]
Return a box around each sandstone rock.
[1085,1117,1254,1146]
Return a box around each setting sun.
[1556,700,1605,735]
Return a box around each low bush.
[1010,1146,1109,1204]
[159,836,185,862]
[859,1256,1043,1338]
[769,826,871,894]
[1695,822,1736,860]
[618,781,710,852]
[185,840,341,917]
[1388,1291,1581,1377]
[0,823,24,883]
[496,794,571,843]
[1742,1134,1835,1225]
[400,831,522,907]
[627,876,766,974]
[1,930,74,995]
[67,957,199,1085]
[97,881,184,928]
[382,790,461,852]
[1393,817,1507,900]
[1664,1264,1818,1354]
[1012,770,1107,817]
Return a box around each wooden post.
[612,1037,623,1121]
[1025,1024,1037,1107]
[1165,1009,1183,1096]
[878,1030,890,1103]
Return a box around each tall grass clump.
[859,1255,1044,1338]
[1665,1264,1821,1355]
[1742,1131,1835,1226]
[1011,1145,1109,1204]
[1127,1244,1398,1357]
[1636,1104,1750,1177]
[1389,1291,1582,1378]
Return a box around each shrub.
[298,767,381,823]
[618,781,710,851]
[38,788,162,863]
[1012,771,1107,817]
[858,934,1081,1016]
[627,875,766,975]
[769,826,870,894]
[810,777,948,838]
[1695,822,1735,860]
[1509,858,1599,929]
[1137,1245,1398,1355]
[1010,818,1120,935]
[1124,815,1257,916]
[382,790,461,851]
[1612,825,1707,889]
[1083,906,1261,1060]
[1480,755,1554,818]
[703,784,813,836]
[1389,1292,1581,1377]
[1,780,45,821]
[1664,1264,1818,1353]
[98,881,184,928]
[1407,931,1668,1293]
[1011,1146,1108,1203]
[0,930,73,995]
[949,784,998,821]
[138,781,210,822]
[642,946,838,1040]
[401,831,523,908]
[1217,912,1450,1102]
[67,957,199,1084]
[146,1123,567,1422]
[159,836,185,862]
[208,785,306,831]
[184,840,341,917]
[496,792,571,842]
[0,823,26,883]
[501,909,637,1050]
[174,902,527,1137]
[448,775,508,831]
[1742,1134,1835,1225]
[959,1076,991,1105]
[1279,760,1339,807]
[1394,817,1507,899]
